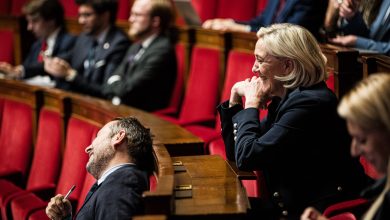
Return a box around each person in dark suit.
[202,0,327,38]
[218,23,371,219]
[325,0,390,55]
[45,116,153,220]
[102,0,176,111]
[301,73,390,220]
[0,0,75,83]
[44,0,130,96]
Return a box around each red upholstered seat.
[0,99,34,185]
[27,209,49,220]
[10,117,99,220]
[329,212,356,220]
[76,173,95,212]
[117,0,133,20]
[158,46,221,132]
[216,0,257,21]
[323,198,369,219]
[0,108,62,220]
[0,0,11,14]
[153,43,185,117]
[206,51,267,198]
[10,0,27,16]
[326,71,335,92]
[256,0,268,14]
[191,0,217,22]
[59,0,78,18]
[0,29,14,64]
[185,50,255,151]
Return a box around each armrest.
[29,184,56,200]
[226,160,257,180]
[180,115,216,127]
[153,107,179,117]
[0,170,24,187]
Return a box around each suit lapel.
[277,0,296,23]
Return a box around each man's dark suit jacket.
[238,0,328,38]
[103,34,176,111]
[56,26,130,96]
[75,165,148,220]
[22,28,76,79]
[218,82,371,219]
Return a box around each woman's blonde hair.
[256,23,327,89]
[338,73,390,132]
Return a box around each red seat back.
[59,0,78,18]
[25,108,62,190]
[256,0,268,14]
[330,212,356,220]
[216,0,257,21]
[0,99,34,183]
[191,0,217,22]
[55,117,99,202]
[0,0,11,14]
[215,50,255,131]
[117,0,133,20]
[76,173,96,212]
[0,29,14,64]
[10,0,27,16]
[178,46,221,125]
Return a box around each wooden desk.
[172,155,248,219]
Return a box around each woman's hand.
[229,76,272,109]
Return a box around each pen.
[64,185,76,199]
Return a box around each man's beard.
[86,147,115,179]
[129,24,153,40]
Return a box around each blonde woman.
[302,73,390,220]
[218,23,371,219]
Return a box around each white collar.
[97,163,135,185]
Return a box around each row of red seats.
[0,0,268,22]
[0,0,133,20]
[0,96,100,220]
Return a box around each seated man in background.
[301,73,390,220]
[45,116,153,220]
[0,0,76,85]
[202,0,328,39]
[44,0,130,96]
[102,0,176,112]
[324,0,390,55]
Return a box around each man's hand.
[44,57,73,78]
[202,18,249,32]
[0,62,23,79]
[45,194,72,220]
[328,35,357,46]
[338,0,360,19]
[300,207,329,220]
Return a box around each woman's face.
[347,120,390,175]
[252,39,289,98]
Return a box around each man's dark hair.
[75,0,118,24]
[110,117,154,173]
[149,0,175,33]
[22,0,65,27]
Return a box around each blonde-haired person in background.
[218,23,371,219]
[301,73,390,220]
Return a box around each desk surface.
[172,155,248,219]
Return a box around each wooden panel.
[172,155,248,219]
[320,44,361,98]
[143,144,174,215]
[231,31,257,53]
[361,55,390,78]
